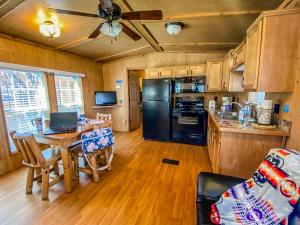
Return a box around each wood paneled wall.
[0,37,103,175]
[102,52,225,131]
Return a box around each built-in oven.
[173,76,206,93]
[172,97,208,146]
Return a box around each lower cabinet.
[207,115,287,179]
[207,117,221,173]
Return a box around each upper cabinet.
[207,60,223,91]
[222,51,231,91]
[147,67,173,79]
[230,41,246,69]
[173,66,189,77]
[146,64,206,79]
[243,9,300,92]
[190,65,206,76]
[222,52,244,92]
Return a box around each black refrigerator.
[142,79,172,141]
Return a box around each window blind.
[54,75,84,115]
[0,69,50,152]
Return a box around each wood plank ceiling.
[0,0,284,62]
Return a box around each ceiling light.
[100,21,123,37]
[165,22,184,36]
[38,10,61,38]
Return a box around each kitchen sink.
[215,111,238,120]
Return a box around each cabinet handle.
[222,82,226,89]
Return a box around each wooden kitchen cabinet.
[222,52,231,91]
[243,9,300,92]
[230,41,245,69]
[206,60,223,91]
[244,20,262,89]
[147,67,173,79]
[222,51,244,92]
[207,116,220,173]
[190,64,206,76]
[207,113,289,178]
[173,66,189,77]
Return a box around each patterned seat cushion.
[81,128,114,154]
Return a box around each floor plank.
[0,128,211,225]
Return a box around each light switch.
[283,105,289,113]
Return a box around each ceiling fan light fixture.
[38,10,61,38]
[39,20,61,38]
[100,21,123,37]
[165,22,184,36]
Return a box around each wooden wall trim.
[45,73,58,112]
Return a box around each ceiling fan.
[48,0,163,41]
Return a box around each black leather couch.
[197,172,300,225]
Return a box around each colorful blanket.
[211,148,300,225]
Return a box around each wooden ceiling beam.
[277,0,299,9]
[159,42,240,47]
[139,11,261,24]
[162,10,261,21]
[55,35,104,50]
[94,45,151,62]
[0,0,25,20]
[118,0,163,52]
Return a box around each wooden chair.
[96,113,112,128]
[70,122,114,183]
[9,131,63,200]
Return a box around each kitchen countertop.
[208,110,290,137]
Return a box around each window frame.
[0,68,51,154]
[54,74,85,115]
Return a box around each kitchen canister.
[257,100,273,125]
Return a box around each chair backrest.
[96,113,112,121]
[9,131,46,167]
[96,113,112,128]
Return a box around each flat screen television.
[95,91,117,106]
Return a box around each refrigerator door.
[143,100,171,141]
[142,79,171,101]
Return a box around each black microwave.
[174,76,206,93]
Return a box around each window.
[248,92,266,104]
[0,69,50,152]
[55,75,84,115]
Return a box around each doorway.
[128,70,145,131]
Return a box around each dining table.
[33,121,104,193]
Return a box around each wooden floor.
[0,128,211,225]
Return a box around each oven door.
[172,110,208,145]
[174,77,206,93]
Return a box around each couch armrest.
[197,172,246,202]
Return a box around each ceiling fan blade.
[120,22,141,41]
[48,8,100,18]
[99,0,112,10]
[121,10,163,20]
[88,23,104,39]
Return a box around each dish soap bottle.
[239,108,245,124]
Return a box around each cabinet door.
[244,21,262,89]
[222,54,231,91]
[173,66,189,78]
[207,61,223,91]
[159,67,173,78]
[190,65,206,76]
[148,69,160,79]
[236,42,245,65]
